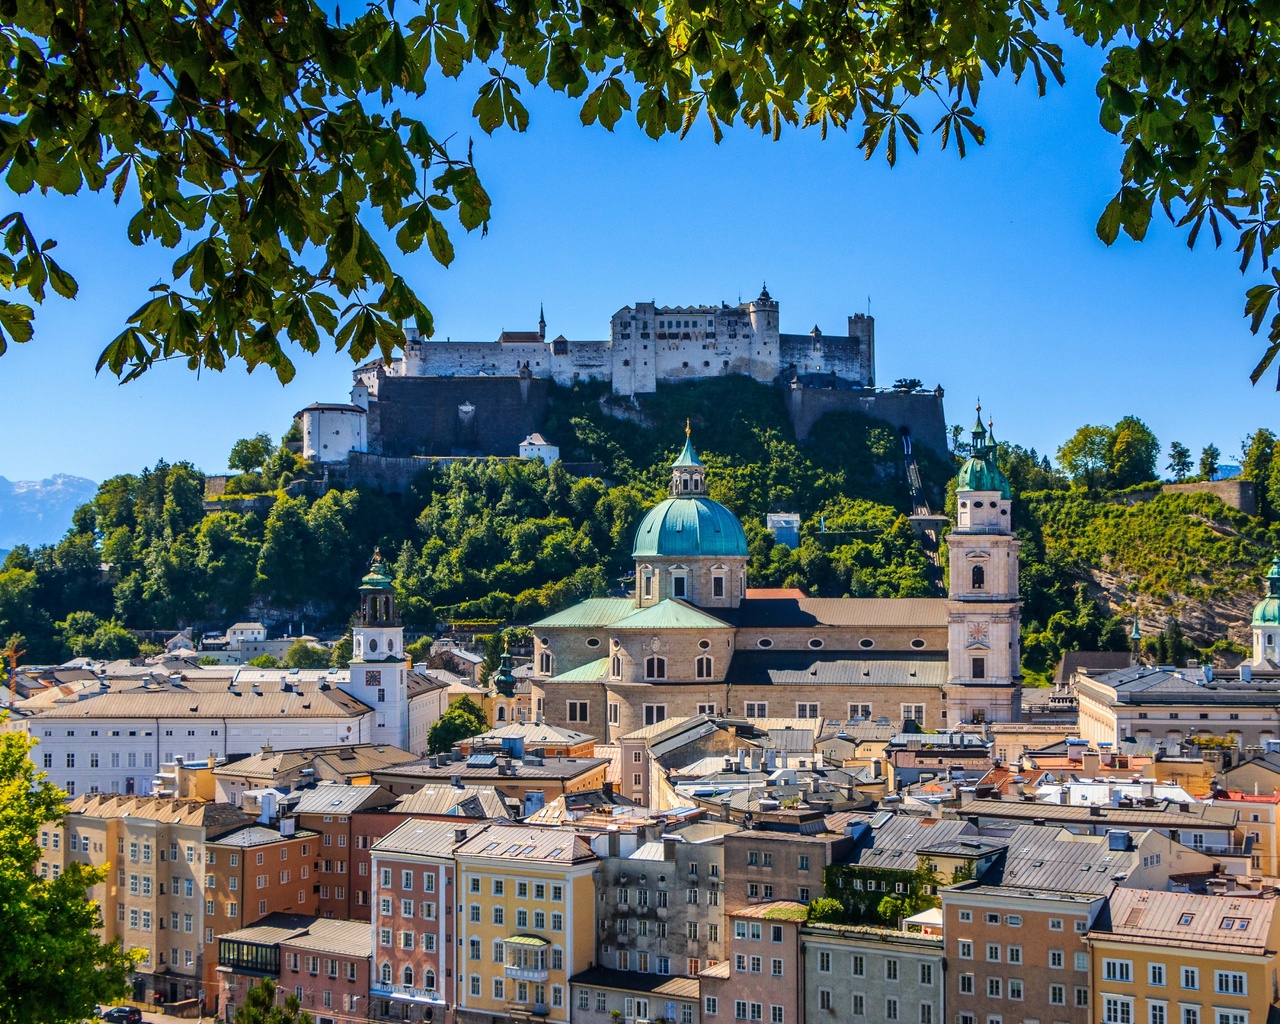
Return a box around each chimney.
[663,838,677,861]
[1083,752,1101,777]
[737,750,747,773]
[720,798,733,822]
[603,781,614,798]
[451,774,463,789]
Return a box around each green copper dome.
[632,497,748,558]
[1253,558,1280,626]
[633,430,747,558]
[360,547,395,590]
[956,406,1012,499]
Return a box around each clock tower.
[338,549,410,749]
[945,410,1022,724]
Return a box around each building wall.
[801,923,944,1024]
[787,386,948,458]
[367,376,550,457]
[302,408,367,463]
[453,855,597,1024]
[204,833,318,1009]
[700,912,802,1024]
[278,938,371,1024]
[721,833,855,912]
[369,850,456,1023]
[942,888,1105,1024]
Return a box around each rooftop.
[732,901,809,921]
[212,823,320,847]
[218,913,372,958]
[372,818,474,858]
[454,824,596,864]
[1096,888,1277,953]
[377,755,610,783]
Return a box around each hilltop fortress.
[297,287,946,476]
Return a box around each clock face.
[966,620,991,648]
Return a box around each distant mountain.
[0,474,98,549]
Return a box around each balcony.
[370,982,444,1005]
[504,965,550,982]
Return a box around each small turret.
[492,640,517,698]
[670,420,707,496]
[538,303,546,342]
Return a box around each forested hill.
[0,377,1276,675]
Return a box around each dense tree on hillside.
[0,732,137,1023]
[1167,442,1193,482]
[1107,416,1160,489]
[229,434,277,474]
[1057,425,1112,489]
[3,3,1280,389]
[1199,444,1222,480]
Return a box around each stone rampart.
[787,385,948,457]
[1161,479,1258,515]
[368,375,549,457]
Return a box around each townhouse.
[1087,889,1280,1024]
[699,903,807,1024]
[217,914,371,1024]
[453,825,598,1024]
[801,921,944,1024]
[368,819,467,1024]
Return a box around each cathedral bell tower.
[944,409,1022,724]
[339,549,410,749]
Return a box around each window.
[1050,985,1066,1005]
[972,657,985,679]
[818,992,832,1012]
[567,701,588,723]
[920,963,933,985]
[1215,972,1246,995]
[987,978,1002,998]
[818,951,831,973]
[644,656,667,680]
[771,959,783,977]
[672,575,687,598]
[887,999,899,1021]
[706,998,718,1017]
[1151,964,1167,987]
[1182,968,1200,991]
[1076,952,1089,971]
[1151,1003,1168,1024]
[796,702,819,719]
[696,656,714,679]
[959,974,974,995]
[1008,980,1023,1001]
[852,994,864,1015]
[644,704,667,725]
[1008,946,1022,965]
[887,959,899,980]
[1182,1010,1200,1024]
[972,565,986,589]
[987,944,1001,962]
[745,702,768,718]
[959,941,973,960]
[1105,997,1134,1024]
[1105,960,1134,983]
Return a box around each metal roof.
[721,597,948,629]
[212,824,319,847]
[377,756,610,783]
[608,600,732,632]
[1096,888,1278,953]
[455,824,596,864]
[724,651,947,688]
[570,966,701,999]
[288,784,397,817]
[372,818,473,858]
[960,797,1238,829]
[530,598,637,630]
[392,784,510,819]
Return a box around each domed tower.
[631,426,748,609]
[1252,558,1280,664]
[945,408,1022,724]
[338,549,409,749]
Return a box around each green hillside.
[2,378,1275,678]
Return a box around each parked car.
[101,1008,142,1024]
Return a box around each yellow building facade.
[1088,889,1280,1024]
[453,825,598,1024]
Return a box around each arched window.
[538,651,552,674]
[611,655,622,679]
[695,656,713,680]
[380,962,392,984]
[425,969,436,991]
[971,565,985,590]
[1269,634,1275,646]
[496,706,507,722]
[403,965,414,986]
[682,477,690,491]
[644,656,667,680]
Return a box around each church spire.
[538,303,546,341]
[670,427,706,495]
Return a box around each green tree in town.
[5,3,1280,388]
[283,639,330,670]
[1057,426,1112,490]
[1166,442,1193,482]
[1199,444,1222,481]
[247,653,281,668]
[231,978,312,1024]
[426,696,488,755]
[0,731,137,1024]
[1107,416,1160,489]
[329,635,354,670]
[228,434,277,474]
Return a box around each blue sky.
[2,31,1276,483]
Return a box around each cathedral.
[530,414,1022,740]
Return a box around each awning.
[504,935,550,947]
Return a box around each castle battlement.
[352,286,875,400]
